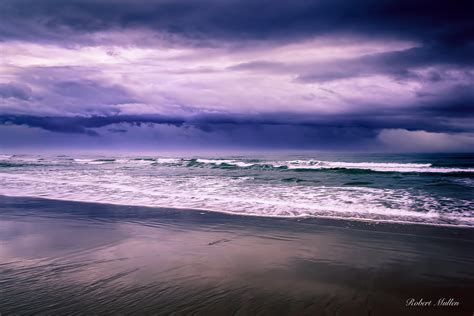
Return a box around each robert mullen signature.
[406,298,460,307]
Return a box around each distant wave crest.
[187,158,474,174]
[1,155,473,173]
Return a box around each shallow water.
[0,196,473,315]
[0,152,473,226]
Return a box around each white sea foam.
[116,158,182,164]
[283,160,431,170]
[73,158,114,165]
[0,168,472,227]
[278,160,474,173]
[192,159,474,173]
[155,158,182,164]
[0,155,474,173]
[195,159,254,167]
[0,155,472,226]
[10,156,466,173]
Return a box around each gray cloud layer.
[1,0,473,45]
[0,0,473,151]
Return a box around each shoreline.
[1,194,473,230]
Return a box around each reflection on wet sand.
[0,196,473,315]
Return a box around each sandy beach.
[1,195,473,315]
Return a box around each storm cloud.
[1,0,473,45]
[0,0,473,151]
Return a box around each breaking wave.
[0,170,472,227]
[183,158,473,174]
[1,155,472,173]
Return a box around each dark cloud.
[416,84,474,114]
[0,115,99,136]
[0,0,473,151]
[0,62,472,146]
[0,83,33,100]
[108,128,128,133]
[0,109,472,151]
[0,119,379,150]
[52,80,137,107]
[1,88,472,139]
[0,115,184,135]
[0,0,473,46]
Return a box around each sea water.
[0,152,472,226]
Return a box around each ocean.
[1,152,474,314]
[0,152,473,226]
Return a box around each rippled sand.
[0,196,473,315]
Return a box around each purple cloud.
[0,0,472,151]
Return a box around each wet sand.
[0,195,473,315]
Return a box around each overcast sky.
[0,0,473,152]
